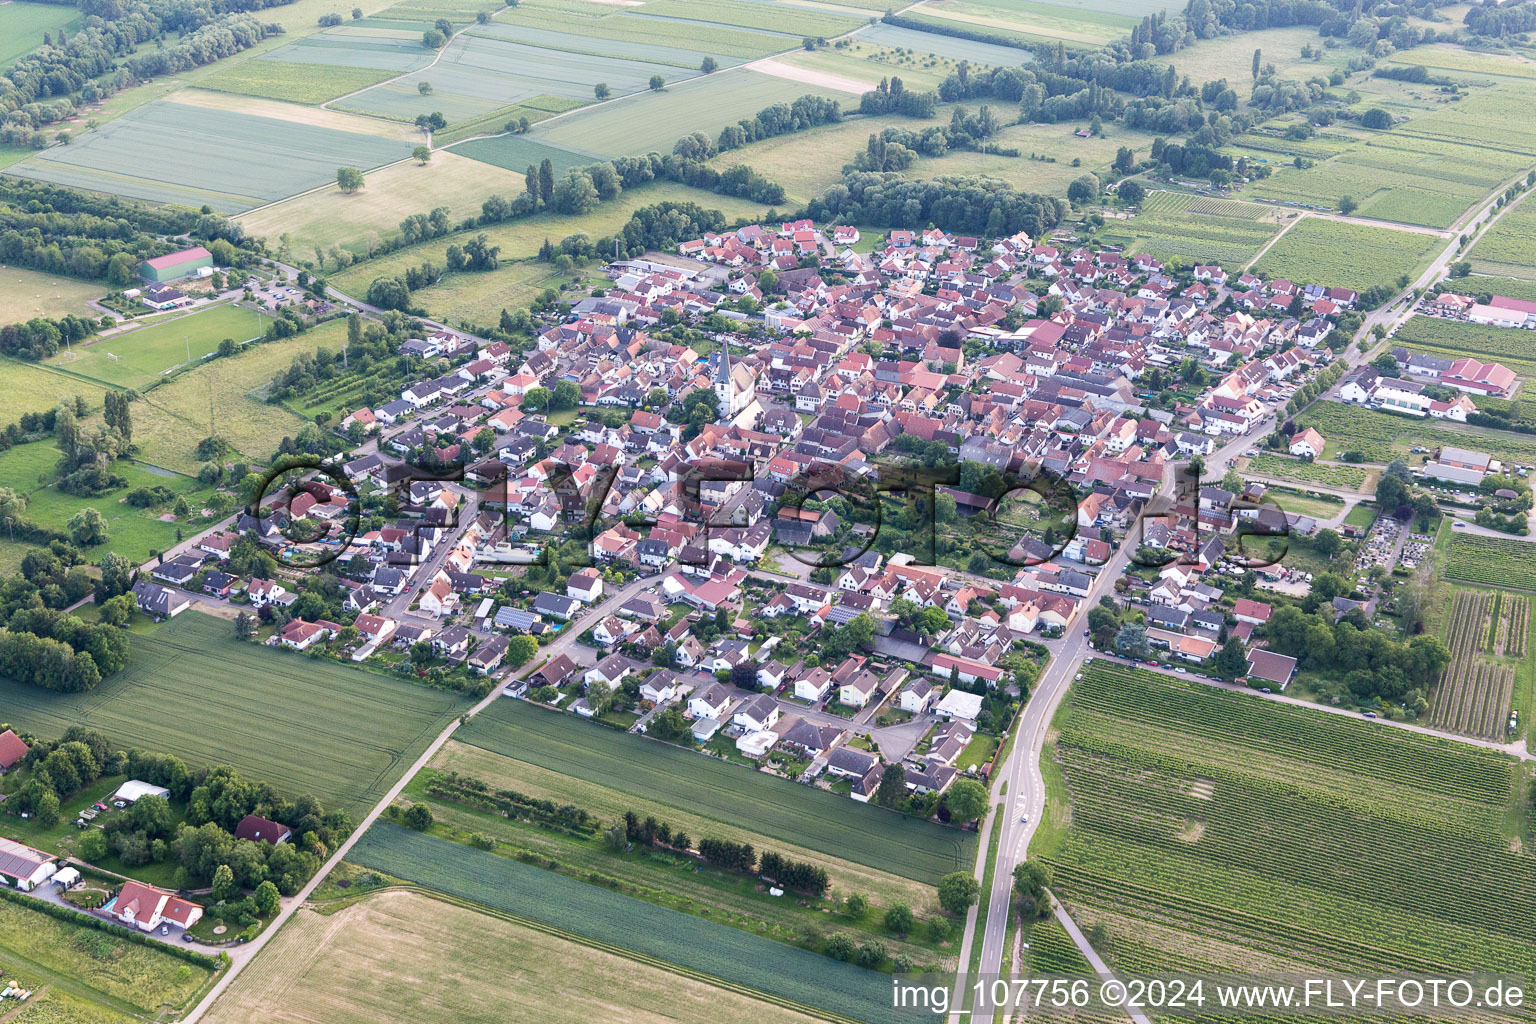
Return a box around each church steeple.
[714,345,734,420]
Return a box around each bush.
[824,932,857,961]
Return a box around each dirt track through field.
[753,58,875,95]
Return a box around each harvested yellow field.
[204,891,827,1024]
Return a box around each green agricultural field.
[1123,190,1284,267]
[427,94,586,147]
[1394,316,1536,378]
[1390,44,1536,80]
[444,132,600,179]
[1443,533,1536,590]
[1470,196,1536,270]
[350,823,909,1024]
[0,612,465,817]
[1039,664,1536,990]
[197,59,398,104]
[456,700,976,884]
[0,897,213,1020]
[0,440,211,574]
[0,265,106,323]
[333,31,706,125]
[0,0,82,68]
[51,304,272,390]
[778,44,950,92]
[8,100,413,213]
[1243,452,1369,491]
[1254,217,1439,292]
[521,68,860,160]
[251,26,440,71]
[124,319,356,473]
[633,0,863,38]
[430,739,940,911]
[493,0,797,61]
[1298,401,1536,465]
[1247,82,1536,229]
[851,22,1038,66]
[1448,274,1536,302]
[914,0,1134,46]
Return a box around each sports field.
[1254,217,1439,292]
[52,304,272,390]
[0,264,105,323]
[0,0,81,67]
[456,699,976,884]
[351,823,908,1024]
[205,890,826,1024]
[7,100,414,213]
[1039,664,1536,988]
[0,612,465,817]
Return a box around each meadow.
[0,0,82,68]
[1389,44,1536,81]
[350,823,907,1024]
[1254,217,1439,291]
[8,100,413,213]
[203,891,827,1024]
[457,699,976,885]
[124,319,357,472]
[52,304,272,391]
[255,26,439,71]
[1148,27,1333,103]
[633,0,864,38]
[0,440,211,573]
[431,739,940,911]
[1443,533,1536,591]
[0,897,213,1019]
[0,612,466,817]
[1039,664,1536,987]
[1120,190,1284,267]
[0,265,106,323]
[237,151,534,258]
[0,357,109,424]
[1298,401,1536,465]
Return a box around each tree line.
[809,171,1065,238]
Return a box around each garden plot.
[333,31,701,124]
[6,100,413,213]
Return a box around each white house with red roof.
[113,880,203,932]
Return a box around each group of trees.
[809,172,1065,238]
[1263,603,1449,701]
[0,545,131,693]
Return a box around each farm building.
[113,880,203,932]
[139,246,214,282]
[0,837,55,890]
[0,729,27,773]
[113,779,171,804]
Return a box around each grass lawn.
[203,890,828,1024]
[51,304,273,391]
[0,612,467,818]
[1343,503,1379,530]
[956,733,999,772]
[0,265,105,323]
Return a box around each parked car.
[1363,711,1377,718]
